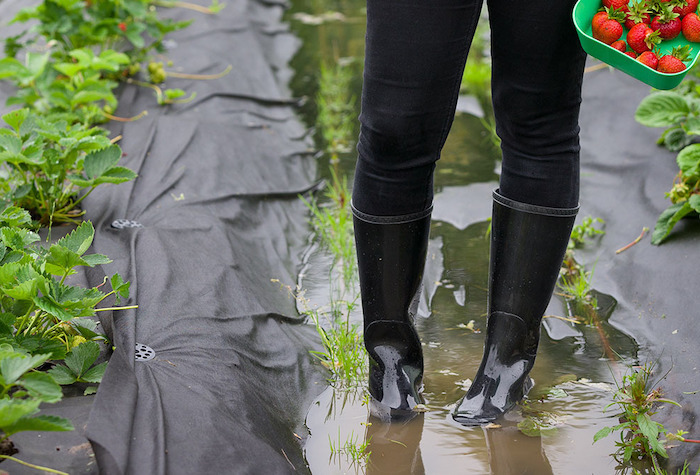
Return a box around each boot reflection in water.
[365,414,425,475]
[352,0,585,423]
[484,424,553,475]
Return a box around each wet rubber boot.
[352,204,432,422]
[452,190,578,425]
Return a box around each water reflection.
[484,424,553,475]
[365,415,425,475]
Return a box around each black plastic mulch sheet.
[1,0,327,473]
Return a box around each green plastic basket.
[573,0,700,89]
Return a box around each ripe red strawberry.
[627,22,662,53]
[594,18,625,44]
[673,0,699,17]
[603,0,630,11]
[592,11,609,33]
[626,0,652,29]
[637,50,659,69]
[611,39,628,51]
[625,50,638,58]
[118,22,127,32]
[683,12,700,41]
[651,7,682,39]
[658,45,692,72]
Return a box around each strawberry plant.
[0,346,73,458]
[0,108,136,226]
[0,207,131,355]
[634,89,700,244]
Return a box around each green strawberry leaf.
[689,194,700,213]
[82,253,112,267]
[56,221,94,256]
[652,201,694,245]
[111,273,130,301]
[47,364,77,385]
[92,166,137,185]
[0,353,51,386]
[635,91,690,127]
[3,414,74,437]
[80,361,107,383]
[20,372,63,403]
[64,341,100,378]
[0,398,40,429]
[83,145,122,180]
[677,143,700,177]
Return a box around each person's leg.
[353,0,484,420]
[353,0,485,217]
[453,0,586,424]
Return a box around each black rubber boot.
[352,204,432,422]
[452,190,578,425]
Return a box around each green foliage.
[0,345,74,441]
[558,217,605,315]
[594,363,681,471]
[0,214,129,354]
[302,169,355,285]
[634,89,700,244]
[0,108,136,226]
[316,59,357,161]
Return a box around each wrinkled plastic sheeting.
[577,66,700,468]
[1,0,327,473]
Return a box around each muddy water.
[287,3,641,474]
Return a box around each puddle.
[286,1,642,473]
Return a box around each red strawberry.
[626,0,652,29]
[611,39,628,51]
[603,0,630,12]
[651,6,682,39]
[592,11,609,33]
[594,18,625,44]
[637,50,659,69]
[627,22,662,53]
[683,12,700,41]
[658,45,692,72]
[625,50,638,58]
[118,22,127,32]
[673,0,699,17]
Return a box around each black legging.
[352,0,587,217]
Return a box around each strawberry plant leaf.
[20,372,63,403]
[3,414,74,437]
[25,52,49,80]
[677,143,700,177]
[33,296,76,322]
[82,253,112,267]
[1,227,40,250]
[111,273,130,302]
[0,398,40,429]
[47,364,77,385]
[92,166,137,185]
[689,194,700,213]
[84,386,97,395]
[44,245,88,276]
[0,206,32,227]
[635,91,690,127]
[80,361,107,383]
[84,145,122,180]
[651,201,694,245]
[0,353,50,385]
[56,221,94,256]
[64,341,100,378]
[0,58,29,81]
[682,116,700,136]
